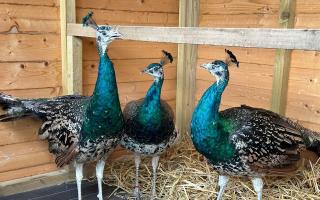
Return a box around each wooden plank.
[200,13,279,28]
[0,87,62,97]
[83,59,177,84]
[0,163,57,183]
[76,9,178,27]
[175,0,199,135]
[198,46,276,65]
[198,46,320,70]
[83,83,176,105]
[271,0,296,114]
[67,23,320,51]
[0,34,60,62]
[0,119,41,146]
[286,92,320,125]
[0,0,58,6]
[200,0,279,15]
[61,0,82,95]
[0,4,59,20]
[0,18,59,34]
[196,80,272,109]
[83,39,177,61]
[0,169,70,196]
[0,62,61,91]
[196,60,274,90]
[76,0,179,13]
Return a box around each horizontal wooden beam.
[68,23,320,51]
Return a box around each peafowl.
[0,12,124,200]
[120,50,178,199]
[191,49,320,200]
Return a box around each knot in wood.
[281,11,290,21]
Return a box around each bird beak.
[140,68,146,75]
[112,26,123,39]
[200,62,211,70]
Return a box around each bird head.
[200,49,239,83]
[141,50,173,80]
[82,11,122,55]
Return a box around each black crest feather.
[160,50,173,66]
[225,49,239,67]
[82,11,98,29]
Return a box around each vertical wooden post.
[176,0,199,134]
[271,0,296,114]
[60,0,82,95]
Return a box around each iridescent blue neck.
[141,77,163,111]
[191,76,229,128]
[81,52,123,140]
[138,77,164,124]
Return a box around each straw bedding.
[98,135,320,200]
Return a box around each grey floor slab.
[0,180,128,200]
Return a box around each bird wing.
[33,97,90,167]
[227,105,306,176]
[123,99,143,122]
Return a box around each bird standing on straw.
[191,49,320,200]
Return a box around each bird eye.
[102,32,106,36]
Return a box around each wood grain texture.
[0,34,60,62]
[0,62,61,90]
[83,59,177,84]
[0,163,58,183]
[68,23,320,50]
[271,0,296,115]
[176,0,199,135]
[76,0,178,13]
[76,9,178,26]
[83,39,178,61]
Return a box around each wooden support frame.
[67,24,320,51]
[60,0,82,95]
[271,0,296,115]
[176,0,199,135]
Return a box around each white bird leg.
[151,155,160,199]
[96,159,106,200]
[134,153,141,199]
[252,177,264,200]
[75,162,84,200]
[216,175,229,200]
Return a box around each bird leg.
[216,175,229,200]
[96,159,106,200]
[151,155,160,199]
[251,177,263,200]
[75,162,84,200]
[133,153,141,199]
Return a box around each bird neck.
[138,77,164,124]
[81,52,123,140]
[193,77,228,125]
[190,76,234,162]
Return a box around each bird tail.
[0,93,30,122]
[302,128,320,157]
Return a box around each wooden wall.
[196,0,320,132]
[0,0,178,183]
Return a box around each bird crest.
[225,49,239,67]
[160,50,173,66]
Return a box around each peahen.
[120,50,178,199]
[191,49,320,200]
[0,12,124,200]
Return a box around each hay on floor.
[101,136,320,200]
